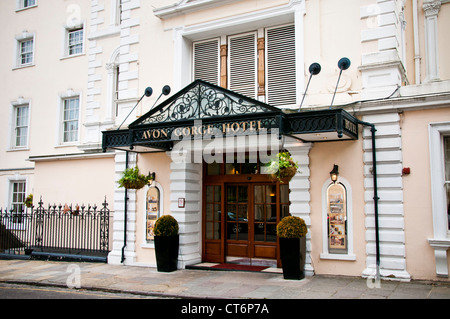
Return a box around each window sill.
[60,53,85,61]
[55,142,80,149]
[16,5,38,12]
[12,64,35,70]
[320,253,356,261]
[7,147,30,152]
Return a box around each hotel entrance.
[202,160,290,265]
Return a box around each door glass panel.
[205,185,221,240]
[238,204,248,220]
[206,204,214,221]
[280,184,289,202]
[266,204,277,221]
[254,205,264,222]
[238,186,248,202]
[254,185,263,203]
[254,184,277,243]
[206,186,214,202]
[266,185,276,203]
[280,184,290,219]
[227,185,236,202]
[226,185,248,241]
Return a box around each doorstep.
[186,262,283,274]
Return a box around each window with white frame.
[428,123,450,276]
[16,37,34,67]
[62,97,79,143]
[17,0,36,10]
[68,28,84,56]
[20,39,33,65]
[445,136,450,231]
[114,0,122,26]
[321,177,355,260]
[10,181,27,225]
[12,104,29,148]
[192,24,296,106]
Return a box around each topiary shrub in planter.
[153,215,179,272]
[277,215,308,280]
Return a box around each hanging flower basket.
[118,167,153,190]
[24,194,33,208]
[265,151,299,183]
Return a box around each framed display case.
[327,183,347,254]
[146,186,160,241]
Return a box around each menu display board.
[146,187,160,241]
[327,183,347,253]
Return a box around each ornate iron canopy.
[102,80,359,153]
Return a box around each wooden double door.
[203,178,290,263]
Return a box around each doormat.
[211,263,269,272]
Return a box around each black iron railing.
[0,198,110,259]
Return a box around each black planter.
[154,235,179,272]
[279,237,306,280]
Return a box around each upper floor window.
[444,136,450,231]
[17,0,37,10]
[193,24,296,107]
[68,28,84,56]
[14,32,35,68]
[62,24,85,58]
[13,104,29,148]
[20,39,34,65]
[62,97,80,143]
[114,0,122,26]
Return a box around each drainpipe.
[413,0,421,84]
[357,119,380,281]
[121,151,129,263]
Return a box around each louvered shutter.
[266,24,296,106]
[193,39,220,85]
[228,32,257,99]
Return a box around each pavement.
[0,259,449,300]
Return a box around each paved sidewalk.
[0,259,449,299]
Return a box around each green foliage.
[265,151,299,182]
[154,215,179,237]
[277,216,308,238]
[24,194,33,208]
[118,167,152,189]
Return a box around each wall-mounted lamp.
[118,86,154,130]
[148,85,171,113]
[330,164,339,183]
[148,172,156,185]
[330,57,351,109]
[298,62,321,112]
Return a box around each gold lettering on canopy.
[141,120,266,141]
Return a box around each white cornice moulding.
[154,0,241,19]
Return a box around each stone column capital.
[423,0,441,17]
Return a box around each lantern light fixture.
[330,164,339,183]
